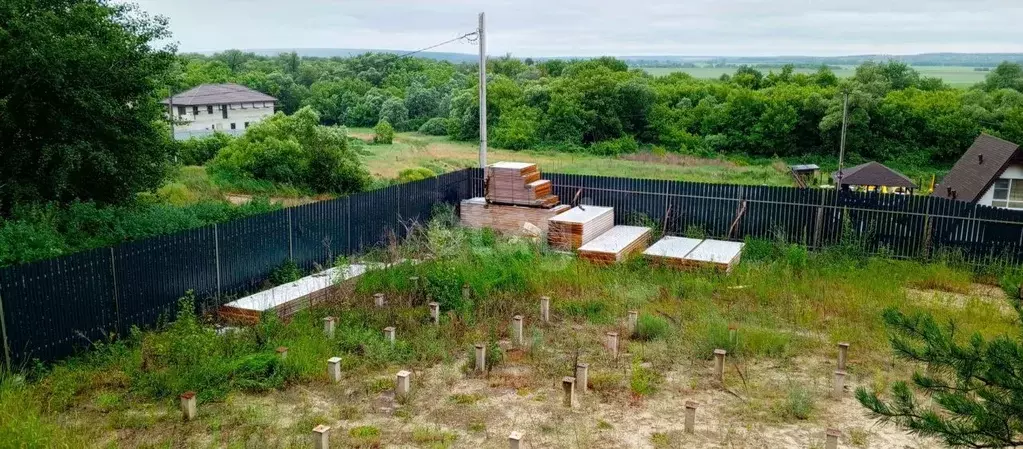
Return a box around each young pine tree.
[856,307,1023,448]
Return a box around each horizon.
[130,0,1023,57]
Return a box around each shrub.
[156,183,198,206]
[418,117,449,136]
[397,167,436,183]
[373,119,395,144]
[175,132,234,166]
[269,258,302,285]
[634,315,670,341]
[780,383,814,420]
[629,363,662,396]
[210,107,370,194]
[588,135,639,156]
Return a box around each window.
[244,122,249,128]
[192,106,198,115]
[177,106,186,116]
[991,179,1023,209]
[230,123,236,130]
[221,105,228,119]
[207,105,214,114]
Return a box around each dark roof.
[790,164,820,172]
[933,134,1021,202]
[831,161,917,188]
[162,83,276,106]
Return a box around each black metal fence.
[473,169,1023,264]
[4,167,1023,368]
[0,170,470,367]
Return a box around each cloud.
[130,0,1023,56]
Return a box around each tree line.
[175,50,1023,170]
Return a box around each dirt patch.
[905,283,1014,316]
[225,193,326,207]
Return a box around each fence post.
[0,287,11,371]
[214,223,222,301]
[921,196,933,261]
[110,247,122,336]
[813,188,825,249]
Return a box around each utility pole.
[478,12,487,169]
[168,87,176,142]
[837,91,849,189]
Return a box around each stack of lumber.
[460,197,570,235]
[487,162,559,207]
[643,237,744,273]
[577,226,652,264]
[547,206,615,250]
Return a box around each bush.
[175,132,234,166]
[210,107,370,194]
[588,135,639,156]
[634,315,670,341]
[779,383,814,420]
[397,167,436,183]
[418,117,449,136]
[373,119,395,144]
[629,363,662,396]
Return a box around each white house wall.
[173,101,275,132]
[977,164,1023,207]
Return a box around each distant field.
[643,65,988,88]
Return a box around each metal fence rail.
[0,170,470,368]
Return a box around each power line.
[397,31,480,59]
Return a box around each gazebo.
[832,161,916,194]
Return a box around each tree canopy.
[0,0,176,212]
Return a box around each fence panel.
[114,226,218,329]
[291,198,349,273]
[217,210,290,297]
[349,186,399,253]
[0,248,116,365]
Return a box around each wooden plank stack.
[547,206,615,250]
[487,162,559,207]
[460,197,570,235]
[577,226,652,264]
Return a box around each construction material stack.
[577,226,652,264]
[547,206,615,250]
[486,162,559,208]
[643,236,744,273]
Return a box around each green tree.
[0,0,176,212]
[373,119,395,144]
[210,107,369,193]
[857,307,1023,448]
[379,97,409,131]
[983,62,1023,92]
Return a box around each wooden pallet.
[547,206,615,250]
[578,226,652,264]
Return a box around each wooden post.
[429,302,440,325]
[322,316,336,339]
[512,315,524,346]
[313,424,331,449]
[575,362,588,395]
[474,343,486,372]
[540,296,550,323]
[713,349,727,382]
[561,376,577,408]
[508,431,523,449]
[327,357,342,383]
[833,370,846,397]
[627,310,638,336]
[180,391,197,421]
[374,293,385,307]
[396,370,411,398]
[684,401,697,433]
[825,428,841,449]
[606,332,619,359]
[384,326,396,345]
[837,342,849,371]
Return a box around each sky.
[131,0,1023,57]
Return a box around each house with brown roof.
[831,161,917,193]
[162,83,277,139]
[933,134,1023,209]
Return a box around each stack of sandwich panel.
[487,162,559,207]
[547,206,615,250]
[577,225,652,264]
[643,237,744,273]
[642,236,704,269]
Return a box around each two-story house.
[933,134,1023,209]
[163,83,277,139]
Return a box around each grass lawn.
[643,65,988,88]
[350,129,797,186]
[3,215,1019,448]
